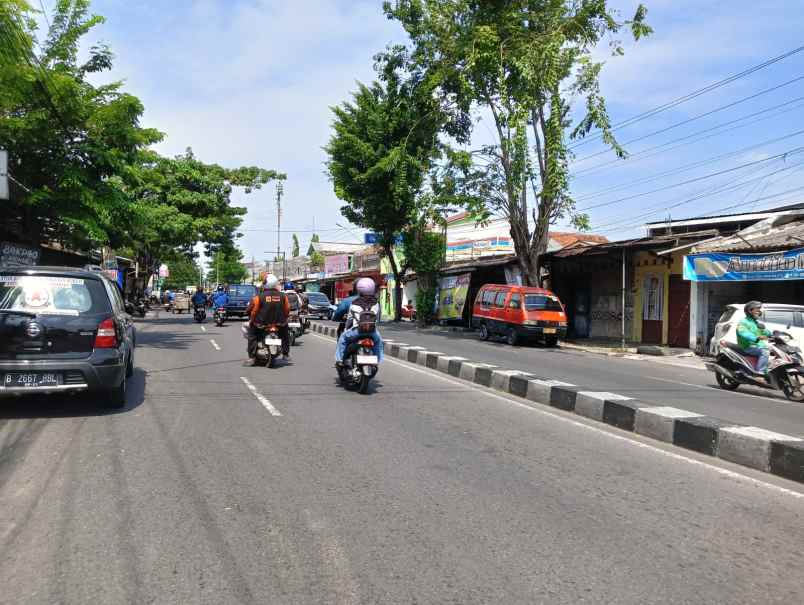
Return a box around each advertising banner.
[436,273,471,320]
[684,248,804,282]
[324,254,349,276]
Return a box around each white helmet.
[263,274,279,289]
[356,277,376,296]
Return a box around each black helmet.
[217,285,224,292]
[744,300,762,315]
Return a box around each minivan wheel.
[544,336,558,347]
[478,323,489,341]
[506,328,518,346]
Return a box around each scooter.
[288,313,302,346]
[254,324,283,368]
[707,331,804,401]
[337,316,379,394]
[193,304,206,323]
[213,306,226,327]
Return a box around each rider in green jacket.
[736,301,772,374]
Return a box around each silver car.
[709,303,804,355]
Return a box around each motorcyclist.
[211,285,229,310]
[335,277,383,368]
[332,285,358,338]
[737,301,772,375]
[245,274,291,365]
[191,286,207,311]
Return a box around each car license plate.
[543,328,557,334]
[264,338,283,346]
[288,322,301,328]
[4,372,61,388]
[356,355,378,365]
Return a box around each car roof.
[727,303,804,311]
[480,284,555,295]
[0,264,106,280]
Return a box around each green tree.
[385,0,652,285]
[307,233,319,256]
[207,248,248,285]
[401,216,445,326]
[161,254,202,291]
[325,57,445,320]
[0,0,163,250]
[292,233,300,257]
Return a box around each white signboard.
[0,150,8,200]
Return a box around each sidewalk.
[379,321,709,371]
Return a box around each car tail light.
[95,318,117,348]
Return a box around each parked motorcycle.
[254,324,283,368]
[337,315,379,394]
[707,331,804,401]
[214,306,226,327]
[193,304,206,323]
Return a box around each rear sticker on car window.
[0,275,90,315]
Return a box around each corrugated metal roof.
[692,220,804,253]
[548,230,718,258]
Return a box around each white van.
[709,303,804,355]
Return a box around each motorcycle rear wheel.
[358,374,371,394]
[715,372,740,391]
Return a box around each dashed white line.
[240,376,281,416]
[200,326,207,332]
[210,339,221,351]
[308,332,804,499]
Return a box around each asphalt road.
[1,312,803,604]
[367,322,804,438]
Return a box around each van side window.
[509,293,521,309]
[494,291,507,307]
[481,289,495,307]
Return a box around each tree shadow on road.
[0,368,147,420]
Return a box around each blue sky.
[52,0,804,259]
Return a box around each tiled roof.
[692,220,804,253]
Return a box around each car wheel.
[544,336,558,347]
[506,328,518,346]
[478,323,489,341]
[105,373,126,409]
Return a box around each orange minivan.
[471,284,568,346]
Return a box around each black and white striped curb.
[311,322,804,483]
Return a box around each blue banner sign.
[684,248,804,282]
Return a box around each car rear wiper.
[0,309,37,317]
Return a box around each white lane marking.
[240,376,281,416]
[200,326,207,332]
[645,374,796,406]
[308,333,804,499]
[210,339,221,351]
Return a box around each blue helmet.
[284,283,295,291]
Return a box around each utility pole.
[276,181,283,266]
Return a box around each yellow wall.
[631,251,683,345]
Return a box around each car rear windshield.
[228,285,256,297]
[524,294,563,311]
[0,274,110,316]
[718,307,737,323]
[308,293,330,304]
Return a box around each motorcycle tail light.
[359,338,374,346]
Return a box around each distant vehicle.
[472,284,567,347]
[171,292,191,314]
[0,265,136,408]
[710,304,804,355]
[225,284,258,318]
[306,291,333,320]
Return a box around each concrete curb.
[313,322,804,483]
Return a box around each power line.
[570,44,804,149]
[575,127,804,203]
[572,96,804,179]
[572,76,804,165]
[592,159,804,231]
[578,144,804,212]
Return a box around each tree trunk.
[385,245,403,322]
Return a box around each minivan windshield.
[307,293,330,304]
[228,284,256,298]
[0,274,110,315]
[524,295,563,312]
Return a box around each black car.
[0,266,136,408]
[306,291,333,319]
[225,283,258,318]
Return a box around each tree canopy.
[385,0,652,285]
